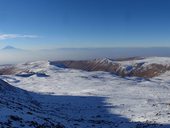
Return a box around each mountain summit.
[2,45,18,50]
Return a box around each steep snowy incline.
[0,78,64,127]
[0,60,170,127]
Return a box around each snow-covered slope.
[51,57,170,78]
[0,58,170,127]
[95,57,170,66]
[0,78,63,127]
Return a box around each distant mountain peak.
[2,45,17,50]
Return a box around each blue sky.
[0,0,170,49]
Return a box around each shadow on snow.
[31,92,170,128]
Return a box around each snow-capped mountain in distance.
[2,45,17,50]
[2,45,24,51]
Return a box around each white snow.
[117,57,170,67]
[1,58,170,127]
[95,57,170,67]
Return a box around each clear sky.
[0,0,170,49]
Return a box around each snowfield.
[0,58,170,127]
[96,57,170,66]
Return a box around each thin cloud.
[0,34,38,40]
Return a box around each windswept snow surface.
[1,60,170,127]
[94,57,170,72]
[95,57,170,66]
[116,57,170,67]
